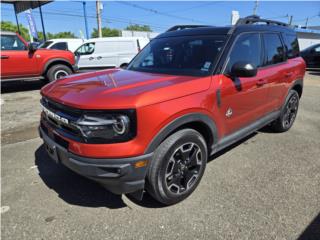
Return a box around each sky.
[1,1,319,38]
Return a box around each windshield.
[39,41,53,49]
[127,35,226,76]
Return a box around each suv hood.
[41,69,211,109]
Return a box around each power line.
[115,1,209,24]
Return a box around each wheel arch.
[291,79,303,98]
[42,58,73,76]
[145,113,219,154]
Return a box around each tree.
[0,21,30,41]
[91,27,120,38]
[125,24,152,32]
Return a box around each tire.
[46,64,72,82]
[269,90,300,133]
[146,129,208,205]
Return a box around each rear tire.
[146,129,208,205]
[46,64,72,82]
[269,90,300,132]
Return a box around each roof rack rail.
[236,15,288,27]
[166,25,210,32]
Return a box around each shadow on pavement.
[35,131,259,209]
[298,212,320,240]
[1,80,46,94]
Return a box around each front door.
[1,34,38,78]
[75,42,96,69]
[217,33,269,135]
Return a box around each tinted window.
[225,33,262,73]
[75,42,95,55]
[314,45,320,53]
[284,34,299,59]
[39,41,53,48]
[263,33,285,65]
[51,42,68,50]
[1,35,26,50]
[128,35,226,76]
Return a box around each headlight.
[73,111,136,143]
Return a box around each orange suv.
[1,31,76,82]
[39,16,305,205]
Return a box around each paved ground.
[1,71,320,240]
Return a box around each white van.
[74,37,149,69]
[39,39,85,52]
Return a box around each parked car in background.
[1,31,77,82]
[74,37,149,70]
[300,43,320,68]
[39,16,305,205]
[38,38,85,52]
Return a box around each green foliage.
[1,21,77,41]
[125,24,152,32]
[0,21,30,41]
[91,27,120,38]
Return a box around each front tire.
[269,90,300,132]
[46,64,72,82]
[146,129,208,205]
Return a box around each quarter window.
[263,33,285,65]
[225,33,262,73]
[284,34,299,59]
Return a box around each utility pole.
[305,17,309,28]
[288,15,293,25]
[96,0,102,38]
[82,1,89,39]
[253,0,259,15]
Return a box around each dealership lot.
[1,71,320,239]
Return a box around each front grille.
[41,97,83,142]
[41,122,69,149]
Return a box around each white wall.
[296,32,320,50]
[121,30,159,39]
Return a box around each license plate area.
[44,141,59,164]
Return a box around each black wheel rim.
[283,95,298,129]
[165,142,203,194]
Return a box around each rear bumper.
[39,127,152,194]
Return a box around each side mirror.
[230,61,257,78]
[28,42,38,52]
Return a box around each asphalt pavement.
[1,71,320,240]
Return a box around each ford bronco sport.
[1,31,76,82]
[39,16,305,205]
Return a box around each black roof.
[156,16,296,39]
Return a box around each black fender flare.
[42,58,73,75]
[290,79,303,97]
[144,113,219,154]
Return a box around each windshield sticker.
[201,61,211,71]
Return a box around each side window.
[263,33,285,65]
[75,42,95,55]
[50,42,68,50]
[1,35,26,50]
[225,33,262,73]
[284,34,300,59]
[314,46,320,53]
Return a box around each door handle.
[97,56,102,60]
[89,57,94,60]
[256,79,266,87]
[1,55,9,59]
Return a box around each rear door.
[1,34,39,78]
[219,32,269,134]
[261,33,289,111]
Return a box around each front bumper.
[39,127,152,195]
